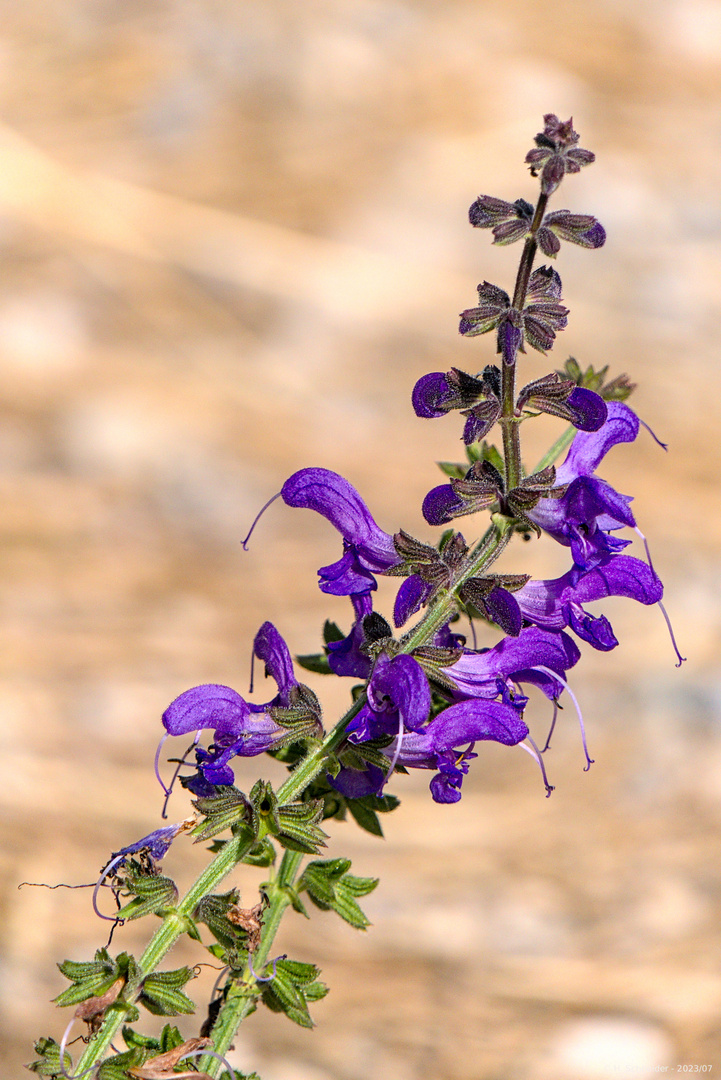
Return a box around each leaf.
[260,958,327,1028]
[27,1037,73,1077]
[299,859,379,930]
[139,968,196,1016]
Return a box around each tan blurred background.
[1,2,720,1077]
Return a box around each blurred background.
[1,1,720,1077]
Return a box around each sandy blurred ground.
[0,1,720,1077]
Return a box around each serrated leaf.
[260,958,326,1029]
[97,1049,148,1080]
[299,859,378,930]
[27,1037,73,1077]
[115,873,178,921]
[192,787,254,842]
[437,460,467,479]
[139,967,196,1016]
[322,619,345,644]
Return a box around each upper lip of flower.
[280,468,401,594]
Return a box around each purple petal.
[328,764,386,799]
[556,402,639,485]
[318,545,380,596]
[114,823,185,862]
[327,594,374,679]
[428,698,529,748]
[281,468,399,572]
[565,604,618,651]
[369,653,431,732]
[163,684,251,738]
[254,622,297,703]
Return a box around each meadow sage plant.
[29,114,679,1080]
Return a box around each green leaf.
[55,950,138,1008]
[114,871,178,921]
[299,858,379,930]
[260,958,327,1028]
[295,651,332,675]
[139,967,196,1016]
[276,798,329,854]
[27,1038,73,1077]
[323,619,345,644]
[97,1049,147,1080]
[192,787,254,842]
[437,460,467,479]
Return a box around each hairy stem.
[198,849,305,1076]
[501,190,549,493]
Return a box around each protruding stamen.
[542,698,560,752]
[638,416,668,451]
[58,1017,101,1079]
[518,736,555,796]
[657,599,686,667]
[385,707,406,785]
[533,665,594,770]
[247,952,287,983]
[156,734,201,818]
[241,491,282,550]
[92,855,126,923]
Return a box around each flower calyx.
[468,194,605,257]
[505,464,567,529]
[558,356,636,403]
[525,114,595,195]
[459,266,568,358]
[458,573,531,637]
[517,371,607,432]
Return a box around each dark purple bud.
[484,586,523,636]
[567,387,607,432]
[497,316,524,365]
[543,210,606,250]
[412,372,454,418]
[394,574,433,627]
[422,484,465,526]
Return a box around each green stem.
[534,422,575,473]
[501,190,549,494]
[198,849,304,1077]
[74,835,256,1073]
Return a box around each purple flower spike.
[281,468,400,594]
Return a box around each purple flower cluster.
[156,115,671,809]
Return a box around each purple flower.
[514,555,663,650]
[333,697,528,804]
[112,822,187,863]
[281,468,400,595]
[327,593,374,679]
[162,621,296,792]
[443,625,580,702]
[528,402,640,567]
[346,652,431,742]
